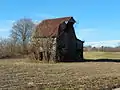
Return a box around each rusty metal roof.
[35,17,74,37]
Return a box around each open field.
[0,58,120,90]
[84,52,120,59]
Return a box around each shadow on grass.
[61,59,120,63]
[84,59,120,62]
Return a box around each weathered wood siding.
[67,23,77,61]
[31,37,57,61]
[56,22,78,61]
[56,22,84,62]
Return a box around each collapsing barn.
[31,16,84,62]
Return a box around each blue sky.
[0,0,120,47]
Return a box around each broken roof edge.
[77,38,85,43]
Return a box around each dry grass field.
[0,52,120,90]
[84,52,120,59]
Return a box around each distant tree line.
[84,45,120,52]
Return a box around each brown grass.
[0,59,120,90]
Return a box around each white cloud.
[4,20,15,23]
[0,20,15,24]
[75,27,120,47]
[33,20,40,24]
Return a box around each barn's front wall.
[31,36,57,61]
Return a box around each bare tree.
[0,38,14,58]
[10,18,35,54]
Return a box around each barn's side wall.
[56,22,84,62]
[67,23,77,61]
[56,22,77,61]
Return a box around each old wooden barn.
[31,16,84,62]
